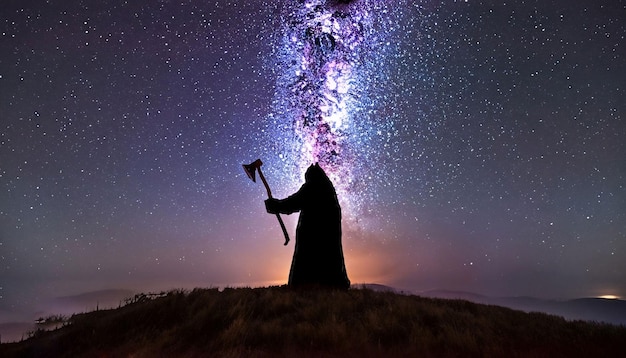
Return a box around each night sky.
[1,0,625,327]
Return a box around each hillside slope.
[1,286,625,357]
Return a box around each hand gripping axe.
[242,159,290,246]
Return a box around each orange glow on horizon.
[598,295,620,300]
[253,245,394,286]
[245,232,401,287]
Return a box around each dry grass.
[1,286,625,357]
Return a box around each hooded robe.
[265,164,350,289]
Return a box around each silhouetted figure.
[265,163,350,289]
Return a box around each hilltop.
[1,286,625,357]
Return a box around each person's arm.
[265,183,308,214]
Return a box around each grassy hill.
[1,286,625,357]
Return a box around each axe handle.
[257,167,290,246]
[275,214,290,246]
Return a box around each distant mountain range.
[0,289,134,343]
[355,284,626,326]
[50,289,135,313]
[417,289,626,326]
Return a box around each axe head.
[242,159,263,183]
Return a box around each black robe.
[266,164,350,289]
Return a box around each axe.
[242,159,290,246]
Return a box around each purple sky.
[1,0,625,332]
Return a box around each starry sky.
[1,0,625,325]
